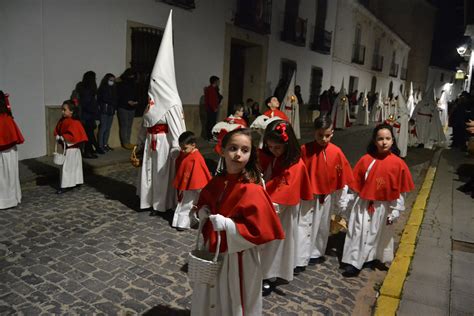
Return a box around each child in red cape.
[172,131,211,230]
[296,115,354,273]
[191,128,284,316]
[342,124,414,277]
[54,100,88,194]
[0,91,24,209]
[258,120,313,295]
[263,96,289,121]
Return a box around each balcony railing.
[352,44,365,65]
[281,17,307,47]
[234,0,272,35]
[372,53,384,71]
[400,67,407,80]
[390,62,399,77]
[311,27,332,54]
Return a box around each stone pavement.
[398,148,474,315]
[1,124,436,315]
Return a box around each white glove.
[198,206,210,220]
[387,209,400,225]
[209,214,229,231]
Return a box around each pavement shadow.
[86,173,142,211]
[326,231,346,264]
[20,158,59,188]
[143,305,190,316]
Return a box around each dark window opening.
[130,26,164,116]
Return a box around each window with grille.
[130,26,164,116]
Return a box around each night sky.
[430,0,467,70]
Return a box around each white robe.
[282,102,301,139]
[356,101,369,126]
[331,101,350,129]
[342,196,404,270]
[260,204,298,282]
[414,103,446,148]
[137,106,186,211]
[172,190,200,229]
[60,145,83,189]
[191,221,263,316]
[0,146,21,209]
[397,103,410,158]
[295,187,349,266]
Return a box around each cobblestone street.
[0,126,434,315]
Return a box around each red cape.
[351,153,414,201]
[173,149,212,191]
[259,151,313,205]
[0,114,24,151]
[197,173,285,253]
[54,118,88,144]
[263,109,289,121]
[301,142,354,195]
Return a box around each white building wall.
[331,0,409,98]
[265,0,337,103]
[426,66,463,101]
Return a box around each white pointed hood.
[407,82,415,117]
[334,79,347,105]
[143,10,183,127]
[281,72,296,110]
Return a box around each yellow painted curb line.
[375,164,438,316]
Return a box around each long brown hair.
[218,128,262,184]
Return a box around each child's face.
[375,128,393,154]
[234,108,244,118]
[222,134,252,174]
[266,139,286,158]
[180,143,196,154]
[314,127,334,147]
[62,104,73,118]
[268,97,280,110]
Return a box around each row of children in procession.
[0,87,414,315]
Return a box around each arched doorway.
[370,76,377,93]
[388,81,393,97]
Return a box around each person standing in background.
[117,68,139,150]
[204,76,222,141]
[77,71,99,158]
[97,73,118,154]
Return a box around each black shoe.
[308,257,326,266]
[262,280,272,296]
[293,266,306,276]
[96,148,106,154]
[342,265,360,277]
[56,189,64,194]
[149,210,159,217]
[105,145,114,151]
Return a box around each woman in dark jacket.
[77,70,99,158]
[97,73,118,153]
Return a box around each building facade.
[1,0,411,160]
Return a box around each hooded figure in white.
[371,90,384,123]
[330,80,351,129]
[281,72,301,138]
[437,90,449,131]
[396,95,410,158]
[407,82,416,118]
[356,89,369,125]
[413,85,446,149]
[137,11,186,212]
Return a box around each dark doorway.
[349,76,359,93]
[308,67,323,109]
[370,76,377,93]
[228,41,246,115]
[388,81,393,97]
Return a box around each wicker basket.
[53,137,66,166]
[130,145,142,168]
[188,219,223,285]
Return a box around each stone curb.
[375,149,442,315]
